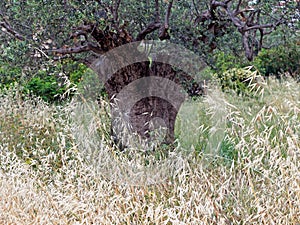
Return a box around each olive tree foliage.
[0,1,101,69]
[173,0,299,61]
[0,0,298,66]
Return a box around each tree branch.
[235,0,242,13]
[136,22,161,41]
[0,20,25,41]
[192,0,201,16]
[258,28,263,51]
[227,10,244,28]
[155,0,160,22]
[50,45,91,55]
[242,32,253,60]
[243,23,273,32]
[135,0,161,41]
[159,0,174,40]
[110,0,122,27]
[194,0,287,60]
[49,42,104,55]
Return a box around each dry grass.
[0,78,299,224]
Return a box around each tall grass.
[0,78,299,224]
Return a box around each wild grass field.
[0,77,299,224]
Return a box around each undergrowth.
[0,78,299,224]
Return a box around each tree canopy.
[1,0,299,68]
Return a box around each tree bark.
[105,61,189,146]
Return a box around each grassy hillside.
[0,78,299,224]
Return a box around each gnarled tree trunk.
[105,61,191,147]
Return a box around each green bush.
[212,51,247,75]
[213,67,264,96]
[0,63,22,88]
[24,75,65,102]
[23,62,90,103]
[64,61,88,84]
[254,43,300,78]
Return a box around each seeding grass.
[0,78,299,224]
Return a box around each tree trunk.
[105,61,187,147]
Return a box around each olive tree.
[1,0,298,145]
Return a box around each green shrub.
[0,60,90,103]
[212,51,247,75]
[0,63,22,88]
[23,62,90,103]
[254,43,300,78]
[213,67,264,96]
[69,63,88,84]
[24,75,65,102]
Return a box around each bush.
[213,66,265,96]
[0,60,90,103]
[212,51,247,75]
[27,62,90,102]
[23,62,90,103]
[0,63,22,88]
[254,43,300,79]
[24,75,65,102]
